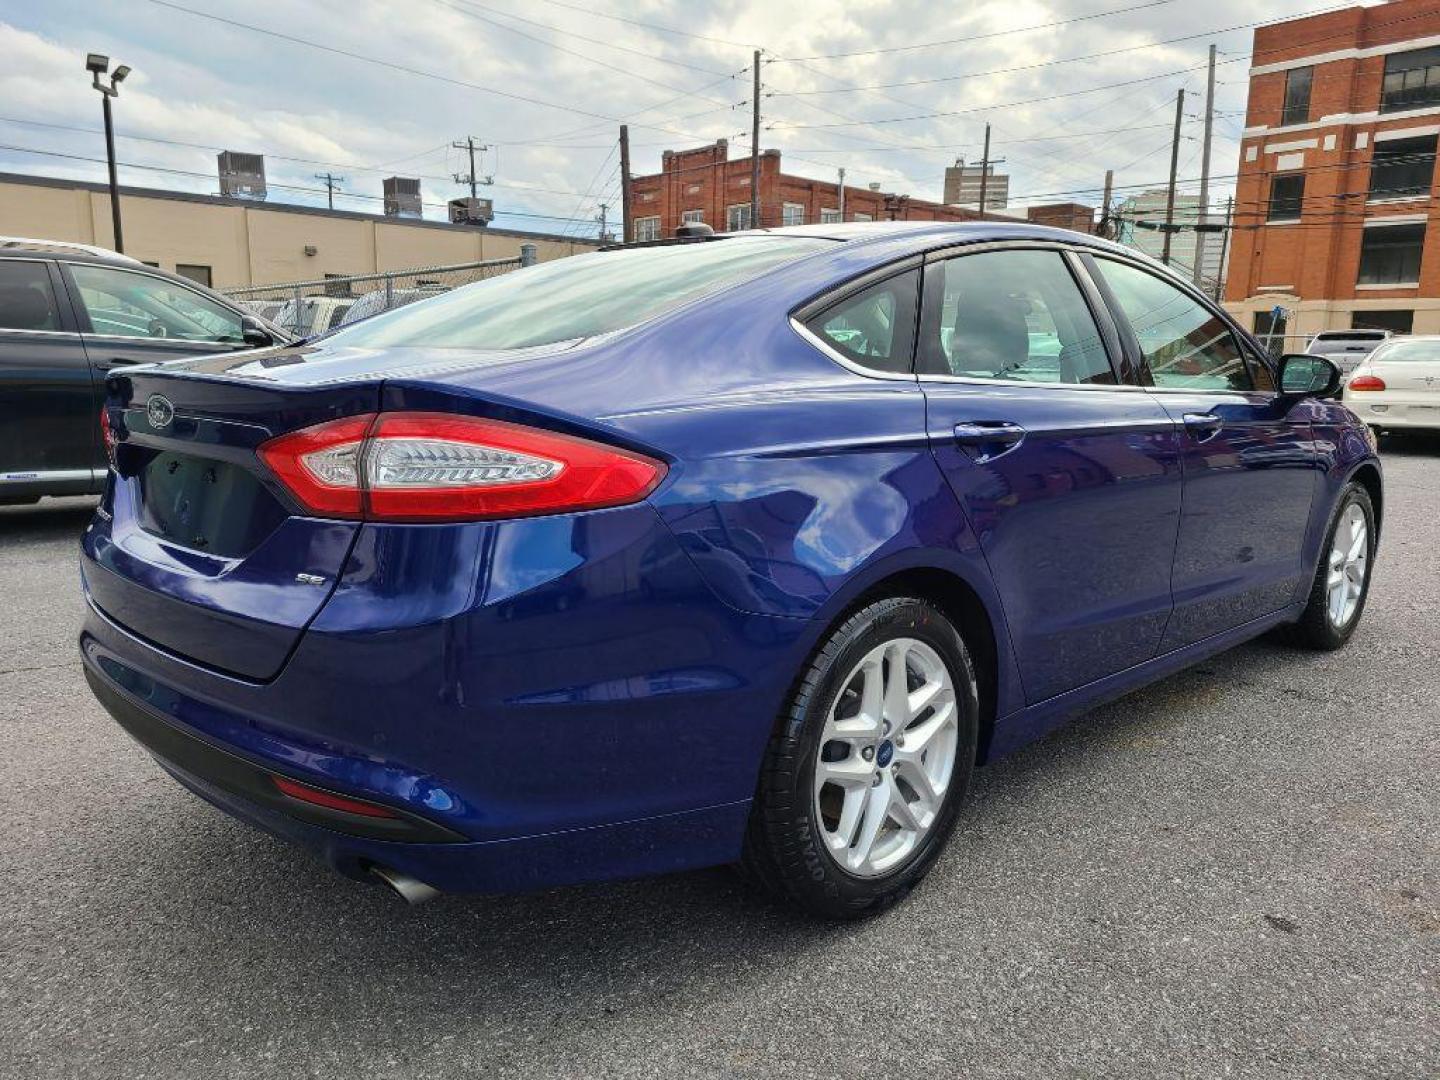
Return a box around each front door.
[1084,254,1318,651]
[918,245,1184,704]
[0,258,99,495]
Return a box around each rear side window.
[0,260,62,332]
[918,249,1115,385]
[327,236,833,350]
[807,270,918,374]
[1092,257,1253,391]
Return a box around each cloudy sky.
[0,0,1368,239]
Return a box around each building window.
[175,263,212,287]
[1369,135,1437,200]
[1281,66,1313,126]
[1252,310,1287,358]
[1358,223,1425,285]
[1352,309,1413,334]
[141,260,160,268]
[782,202,805,227]
[852,212,872,222]
[634,216,660,242]
[819,207,841,224]
[726,204,752,231]
[681,209,704,224]
[1382,46,1440,113]
[1267,174,1305,221]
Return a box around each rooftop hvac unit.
[383,176,422,218]
[448,196,494,226]
[217,151,267,200]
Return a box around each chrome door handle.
[954,421,1026,444]
[953,421,1026,463]
[1182,412,1223,442]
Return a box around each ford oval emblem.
[146,394,175,429]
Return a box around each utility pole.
[750,50,761,229]
[978,123,991,218]
[452,136,490,199]
[1194,44,1217,286]
[1214,194,1234,301]
[314,172,344,210]
[86,53,130,254]
[618,124,633,243]
[837,166,846,221]
[1162,88,1185,266]
[1099,169,1114,237]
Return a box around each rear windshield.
[1371,340,1440,362]
[326,236,833,350]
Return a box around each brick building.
[1025,202,1098,234]
[1225,0,1440,345]
[627,140,987,241]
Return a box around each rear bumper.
[79,502,814,893]
[1347,397,1440,430]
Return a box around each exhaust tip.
[370,864,441,905]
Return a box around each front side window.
[806,270,918,375]
[782,203,805,227]
[1358,223,1425,285]
[328,235,832,350]
[69,264,244,343]
[1268,174,1305,221]
[918,249,1114,385]
[1382,46,1440,113]
[0,260,62,332]
[634,216,660,242]
[1092,257,1253,391]
[1369,135,1436,199]
[726,204,753,231]
[1281,66,1313,126]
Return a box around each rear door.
[1084,253,1318,650]
[60,261,254,375]
[917,243,1184,704]
[0,257,100,494]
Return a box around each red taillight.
[1349,374,1386,392]
[99,406,117,467]
[271,775,400,818]
[258,412,666,523]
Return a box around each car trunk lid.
[84,363,380,680]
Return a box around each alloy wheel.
[812,637,959,878]
[1326,502,1369,628]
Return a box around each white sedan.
[1345,335,1440,433]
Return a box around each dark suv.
[0,237,287,504]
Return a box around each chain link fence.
[222,251,534,337]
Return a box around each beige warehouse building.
[0,172,600,288]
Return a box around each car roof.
[0,235,144,264]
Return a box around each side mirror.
[1278,353,1341,398]
[240,315,275,348]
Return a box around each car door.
[0,257,100,495]
[917,244,1184,704]
[1083,253,1319,651]
[60,262,253,376]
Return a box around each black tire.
[741,597,979,919]
[1283,481,1376,650]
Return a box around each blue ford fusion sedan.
[81,222,1382,918]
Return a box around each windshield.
[326,236,834,350]
[1371,339,1440,362]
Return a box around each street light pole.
[87,53,130,254]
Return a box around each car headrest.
[951,292,1029,374]
[0,285,55,331]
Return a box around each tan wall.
[0,179,598,287]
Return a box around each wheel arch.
[1347,460,1383,537]
[809,562,1011,764]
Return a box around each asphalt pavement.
[2,441,1437,1080]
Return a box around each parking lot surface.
[2,443,1437,1080]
